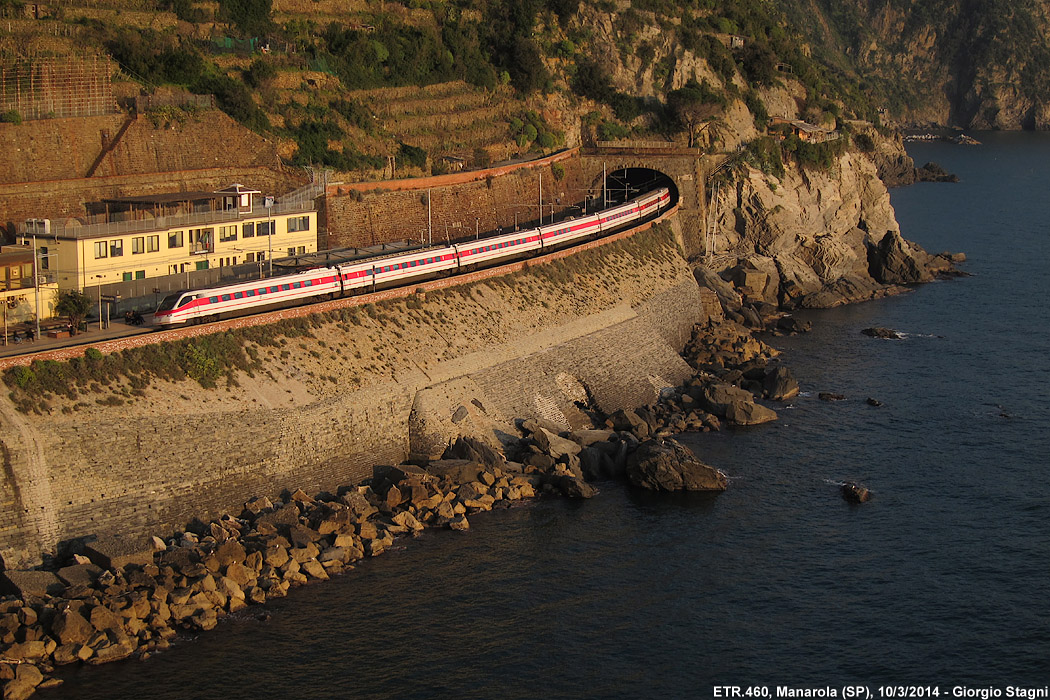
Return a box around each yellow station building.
[22,184,318,292]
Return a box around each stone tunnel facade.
[324,146,714,257]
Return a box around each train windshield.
[156,293,185,313]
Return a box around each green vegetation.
[54,290,93,335]
[508,111,564,151]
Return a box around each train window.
[293,282,302,289]
[247,290,256,297]
[221,294,231,302]
[234,292,244,299]
[281,284,290,291]
[209,297,218,304]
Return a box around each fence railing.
[19,201,316,240]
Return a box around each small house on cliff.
[768,118,839,144]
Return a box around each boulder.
[211,539,247,569]
[2,570,66,598]
[693,266,743,312]
[300,560,329,581]
[55,563,102,588]
[341,491,379,521]
[861,326,902,339]
[626,439,728,492]
[819,392,846,401]
[51,608,94,646]
[3,663,43,700]
[725,400,778,425]
[520,417,569,436]
[868,229,934,285]
[567,429,616,447]
[83,535,155,570]
[447,515,470,531]
[533,428,582,460]
[763,366,800,401]
[841,482,872,503]
[255,504,301,532]
[424,459,484,485]
[89,605,124,635]
[606,409,650,438]
[443,436,507,471]
[1,641,48,663]
[548,475,596,499]
[696,382,755,417]
[776,316,812,334]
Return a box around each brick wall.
[326,152,597,248]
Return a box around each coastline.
[0,144,965,698]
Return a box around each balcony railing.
[20,200,315,241]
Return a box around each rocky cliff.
[704,144,954,313]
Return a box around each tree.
[667,79,724,147]
[55,290,93,336]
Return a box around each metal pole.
[97,278,102,330]
[603,163,608,208]
[475,217,479,240]
[268,205,273,275]
[427,188,432,246]
[538,172,542,226]
[32,234,40,341]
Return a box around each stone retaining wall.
[0,208,716,568]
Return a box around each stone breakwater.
[0,310,795,699]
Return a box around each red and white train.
[153,186,672,328]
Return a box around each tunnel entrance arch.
[588,167,679,209]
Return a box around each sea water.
[53,133,1050,699]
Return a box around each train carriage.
[537,213,602,248]
[455,228,544,267]
[154,186,673,329]
[367,245,460,289]
[155,266,342,326]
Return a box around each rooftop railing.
[20,200,316,241]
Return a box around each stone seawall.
[0,219,715,568]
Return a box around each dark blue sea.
[54,133,1050,699]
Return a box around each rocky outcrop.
[625,439,727,492]
[703,147,961,312]
[867,229,934,285]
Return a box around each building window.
[147,235,160,252]
[219,225,238,242]
[135,270,145,280]
[40,246,49,270]
[287,247,296,257]
[257,220,274,236]
[132,237,145,254]
[189,228,214,254]
[297,246,306,255]
[242,222,255,238]
[110,240,123,257]
[257,251,266,261]
[94,241,108,259]
[246,252,255,263]
[122,272,132,281]
[196,260,209,271]
[169,231,184,249]
[287,215,310,233]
